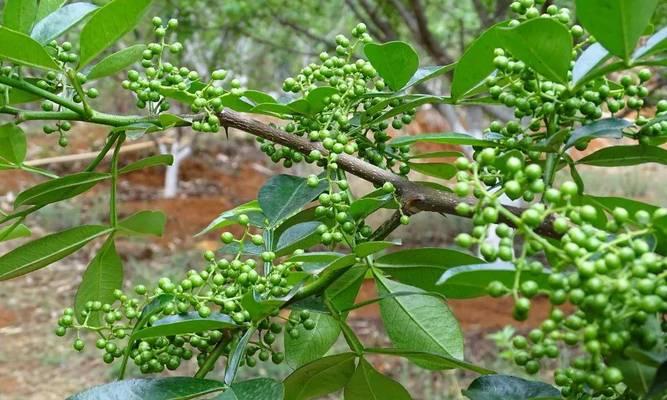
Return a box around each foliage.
[0,0,666,399]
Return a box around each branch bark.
[216,109,560,238]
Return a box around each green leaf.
[14,172,110,207]
[241,289,295,322]
[0,26,59,70]
[364,41,419,91]
[276,221,321,257]
[118,211,166,237]
[354,241,396,257]
[196,200,265,236]
[344,358,411,400]
[452,22,506,99]
[0,223,31,242]
[647,361,667,399]
[389,132,495,147]
[30,3,98,44]
[376,274,463,369]
[78,0,153,68]
[74,237,122,326]
[86,44,146,80]
[577,145,667,167]
[634,26,667,60]
[608,354,657,395]
[408,162,457,180]
[214,378,284,400]
[225,327,256,385]
[303,86,338,114]
[437,262,549,299]
[258,174,327,227]
[0,123,26,165]
[576,0,659,60]
[348,194,395,220]
[283,352,356,400]
[409,151,463,160]
[375,248,482,295]
[132,312,238,340]
[285,311,340,368]
[365,348,493,374]
[499,18,572,84]
[3,0,37,33]
[66,377,226,400]
[403,64,456,91]
[463,375,560,400]
[565,118,630,149]
[572,43,611,86]
[0,225,111,281]
[119,154,173,174]
[325,265,367,312]
[35,0,65,21]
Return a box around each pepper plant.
[1,0,666,399]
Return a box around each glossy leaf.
[577,145,667,167]
[197,200,265,236]
[283,352,356,400]
[132,312,237,340]
[499,18,572,84]
[408,162,457,180]
[275,222,319,256]
[609,354,657,395]
[389,132,495,147]
[633,26,667,60]
[225,328,256,385]
[364,41,419,91]
[403,64,456,91]
[118,211,166,237]
[0,225,111,280]
[344,358,411,400]
[576,0,658,59]
[565,118,630,149]
[572,43,610,86]
[14,172,110,207]
[285,311,340,368]
[348,194,395,220]
[354,241,395,257]
[241,289,295,322]
[74,237,122,326]
[119,154,174,174]
[452,22,505,99]
[31,3,98,44]
[375,248,482,295]
[0,26,60,70]
[365,348,493,374]
[66,377,226,400]
[258,174,327,227]
[325,265,367,312]
[87,44,147,80]
[376,274,463,369]
[35,0,65,21]
[647,361,667,399]
[3,0,37,33]
[215,378,284,400]
[463,375,560,400]
[78,0,153,68]
[437,262,550,299]
[0,123,27,165]
[0,223,31,242]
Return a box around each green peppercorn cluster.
[119,17,240,132]
[257,23,415,176]
[452,146,666,398]
[56,214,321,374]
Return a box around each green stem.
[194,337,229,379]
[110,133,126,227]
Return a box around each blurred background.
[0,0,666,398]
